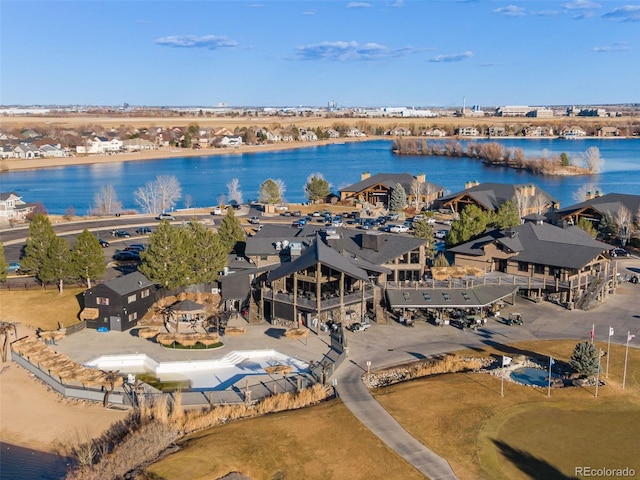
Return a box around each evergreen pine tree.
[389,183,407,212]
[569,341,600,378]
[258,179,282,204]
[217,207,246,253]
[304,174,331,203]
[412,218,435,259]
[71,229,106,288]
[139,221,191,289]
[0,243,8,282]
[491,200,521,229]
[184,222,227,284]
[39,236,71,293]
[21,213,57,279]
[576,217,597,238]
[447,205,489,246]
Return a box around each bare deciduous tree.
[572,183,600,203]
[513,188,530,218]
[531,192,549,215]
[274,179,287,204]
[226,178,243,205]
[582,147,604,173]
[92,184,122,215]
[615,205,632,246]
[183,194,193,209]
[410,179,423,210]
[134,175,182,214]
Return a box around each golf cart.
[507,313,523,326]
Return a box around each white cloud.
[155,35,237,49]
[294,41,417,61]
[494,5,526,16]
[531,10,560,17]
[562,0,601,11]
[302,9,317,15]
[602,5,640,22]
[429,51,474,63]
[592,43,630,52]
[347,2,371,8]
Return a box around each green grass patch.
[135,373,191,392]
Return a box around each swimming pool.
[85,349,309,390]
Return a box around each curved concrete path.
[335,359,459,480]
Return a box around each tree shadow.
[491,439,577,479]
[406,351,427,360]
[264,327,286,339]
[480,339,548,363]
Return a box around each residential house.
[420,128,447,137]
[0,192,34,222]
[487,126,505,137]
[1,145,17,159]
[523,126,554,137]
[265,130,283,142]
[298,129,318,142]
[448,220,614,305]
[122,138,157,151]
[39,144,68,157]
[346,128,366,137]
[80,272,157,331]
[560,126,587,138]
[456,126,480,136]
[385,127,412,136]
[597,127,620,137]
[14,143,41,159]
[323,128,340,139]
[218,136,243,147]
[437,182,560,217]
[339,172,444,209]
[76,136,123,154]
[552,193,640,232]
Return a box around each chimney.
[362,231,382,252]
[529,184,536,196]
[361,171,371,181]
[594,190,601,198]
[416,173,426,184]
[474,180,480,187]
[586,191,593,200]
[465,181,473,189]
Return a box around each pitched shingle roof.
[439,182,558,211]
[103,272,154,296]
[449,222,610,269]
[554,193,640,220]
[340,173,443,196]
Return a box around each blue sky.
[2,1,639,107]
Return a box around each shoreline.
[0,137,374,173]
[1,135,635,173]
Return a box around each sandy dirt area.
[0,324,127,454]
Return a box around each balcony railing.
[265,284,374,310]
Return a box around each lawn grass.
[145,398,425,480]
[373,340,640,479]
[0,286,85,331]
[144,339,638,480]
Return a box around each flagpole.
[501,364,504,397]
[547,357,553,397]
[623,331,631,389]
[606,327,612,378]
[595,350,601,398]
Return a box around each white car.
[435,229,448,239]
[426,217,437,224]
[390,224,409,233]
[249,216,260,224]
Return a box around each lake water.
[0,442,69,480]
[1,138,639,215]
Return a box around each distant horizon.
[2,1,639,107]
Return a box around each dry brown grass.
[146,398,426,480]
[0,286,85,331]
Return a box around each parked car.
[98,239,110,248]
[7,262,21,272]
[386,213,399,221]
[125,244,145,252]
[312,211,321,217]
[292,221,304,229]
[211,207,223,215]
[292,210,302,217]
[135,227,152,235]
[426,217,437,224]
[390,224,409,233]
[609,248,630,257]
[112,250,140,261]
[347,322,370,332]
[156,213,175,221]
[435,229,448,239]
[113,230,130,238]
[249,216,260,224]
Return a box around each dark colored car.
[112,250,140,261]
[113,230,130,238]
[135,227,152,235]
[609,248,630,257]
[98,239,110,248]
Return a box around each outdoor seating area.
[11,336,123,389]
